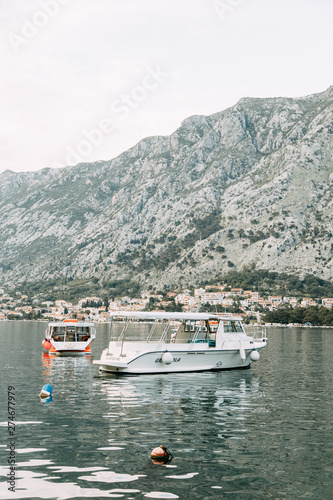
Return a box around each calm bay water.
[0,321,333,499]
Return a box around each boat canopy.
[48,321,95,327]
[109,311,221,321]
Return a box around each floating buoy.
[162,352,173,365]
[250,350,260,362]
[42,339,51,351]
[151,446,167,459]
[40,384,53,398]
[150,445,173,464]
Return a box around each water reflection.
[98,371,262,463]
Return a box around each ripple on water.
[97,446,125,450]
[165,472,199,479]
[16,448,48,453]
[78,470,146,482]
[144,493,179,499]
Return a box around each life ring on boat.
[63,319,78,323]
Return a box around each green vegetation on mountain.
[202,269,333,298]
[11,270,333,305]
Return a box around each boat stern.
[93,348,131,372]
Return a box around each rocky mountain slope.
[1,86,333,289]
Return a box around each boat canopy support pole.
[147,322,158,342]
[159,320,171,343]
[192,325,203,343]
[119,320,131,357]
[118,320,130,343]
[107,321,114,355]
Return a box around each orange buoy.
[42,340,51,351]
[150,445,173,464]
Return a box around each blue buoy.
[40,384,53,398]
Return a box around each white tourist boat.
[42,319,96,355]
[93,312,267,374]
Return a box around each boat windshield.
[223,320,243,333]
[51,325,91,342]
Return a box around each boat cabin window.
[223,320,243,333]
[51,325,90,342]
[184,320,207,332]
[51,326,65,341]
[64,326,76,341]
[209,321,218,333]
[77,327,90,340]
[53,326,65,334]
[174,320,211,344]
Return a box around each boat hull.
[49,348,92,356]
[48,343,93,356]
[94,344,265,374]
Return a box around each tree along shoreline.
[263,305,333,326]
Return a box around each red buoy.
[150,446,167,459]
[42,340,51,351]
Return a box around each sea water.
[0,321,332,499]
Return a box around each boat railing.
[146,321,159,342]
[117,321,131,342]
[109,320,212,344]
[159,322,172,343]
[190,327,208,343]
[244,324,267,341]
[110,320,175,344]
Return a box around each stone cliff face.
[1,86,333,287]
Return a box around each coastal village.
[1,284,333,324]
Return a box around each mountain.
[1,86,333,290]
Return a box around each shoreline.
[1,319,333,329]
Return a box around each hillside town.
[1,284,333,324]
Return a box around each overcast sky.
[1,0,333,175]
